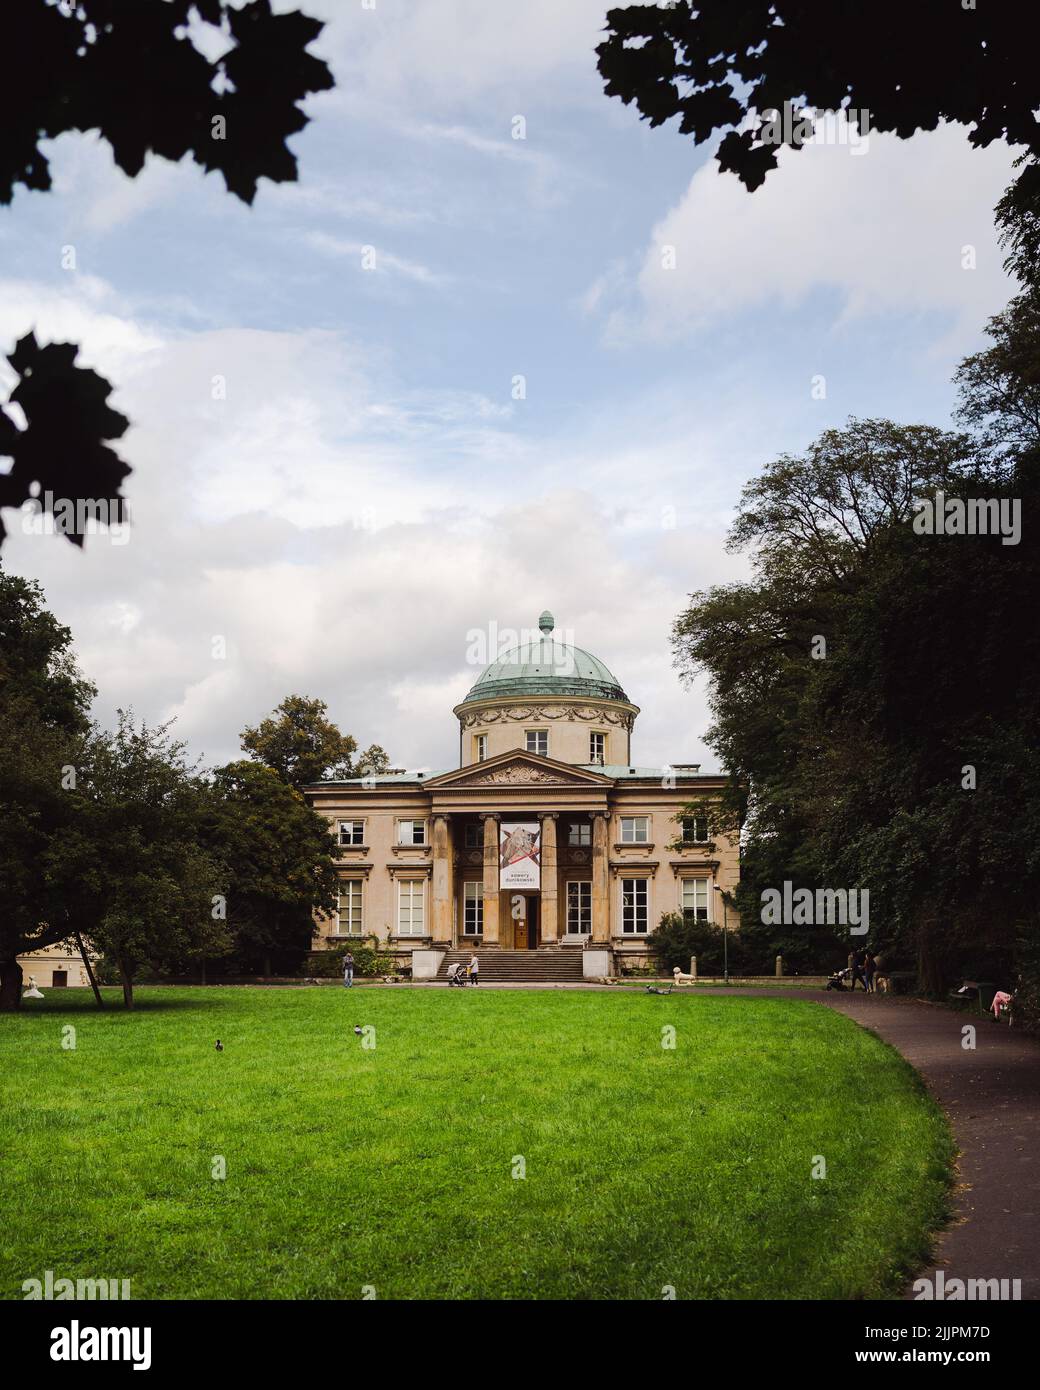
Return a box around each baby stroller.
[826,967,850,992]
[446,962,469,987]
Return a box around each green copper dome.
[460,613,631,705]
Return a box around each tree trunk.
[916,914,948,996]
[117,957,135,1010]
[76,933,104,1009]
[0,956,23,1012]
[263,954,272,978]
[199,958,207,986]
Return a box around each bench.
[948,980,998,1014]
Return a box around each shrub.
[649,912,755,975]
[305,937,393,978]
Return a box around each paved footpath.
[701,988,1040,1300]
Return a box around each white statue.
[23,976,44,1000]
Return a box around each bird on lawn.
[215,1040,224,1051]
[353,1025,363,1035]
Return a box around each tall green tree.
[241,694,389,789]
[205,760,339,976]
[673,410,1038,990]
[57,715,230,1009]
[0,567,94,1010]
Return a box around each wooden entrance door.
[513,905,527,950]
[513,897,539,949]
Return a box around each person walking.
[863,950,877,994]
[849,948,868,992]
[469,952,479,986]
[342,950,355,988]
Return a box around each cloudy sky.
[0,0,1021,773]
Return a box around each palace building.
[305,612,740,981]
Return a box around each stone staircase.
[436,948,586,983]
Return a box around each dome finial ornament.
[538,610,554,635]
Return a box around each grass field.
[0,987,953,1300]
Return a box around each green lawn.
[0,987,952,1300]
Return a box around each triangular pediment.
[424,748,613,789]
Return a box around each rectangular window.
[464,822,483,849]
[475,734,488,762]
[337,880,364,935]
[681,878,709,922]
[568,820,591,847]
[398,880,425,935]
[589,732,605,765]
[338,819,364,846]
[621,878,649,934]
[566,881,591,934]
[682,816,709,844]
[620,816,649,844]
[397,819,426,846]
[463,881,483,935]
[525,730,548,756]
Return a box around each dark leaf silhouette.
[0,333,130,547]
[2,0,333,549]
[5,0,334,206]
[597,2,1040,205]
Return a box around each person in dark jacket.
[849,948,868,991]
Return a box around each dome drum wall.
[455,615,639,769]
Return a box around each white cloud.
[0,274,739,775]
[306,0,611,112]
[305,230,446,285]
[595,121,1021,345]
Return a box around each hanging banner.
[499,820,541,889]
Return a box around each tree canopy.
[673,295,1040,990]
[241,694,390,790]
[7,0,332,207]
[597,1,1040,202]
[54,714,229,1008]
[0,565,94,1008]
[204,759,339,975]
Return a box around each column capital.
[539,811,559,821]
[592,809,611,819]
[479,811,500,822]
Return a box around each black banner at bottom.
[4,1296,1032,1374]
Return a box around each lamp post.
[713,884,729,984]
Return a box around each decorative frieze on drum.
[458,703,635,732]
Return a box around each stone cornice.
[609,861,659,877]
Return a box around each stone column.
[591,810,611,943]
[539,813,558,943]
[481,813,500,944]
[431,813,453,945]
